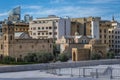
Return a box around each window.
[16,28,18,31]
[54,32,57,35]
[104,29,106,33]
[49,27,52,29]
[10,35,12,40]
[104,40,106,44]
[100,29,102,33]
[104,35,106,38]
[54,27,57,29]
[49,32,52,35]
[43,21,45,23]
[33,27,36,30]
[42,45,44,48]
[46,32,48,35]
[19,45,22,49]
[33,33,36,35]
[42,27,44,30]
[31,45,34,49]
[4,36,6,40]
[38,33,40,35]
[46,27,48,29]
[42,33,44,35]
[38,27,40,30]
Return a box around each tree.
[24,53,37,62]
[1,56,15,64]
[91,53,102,60]
[107,51,115,59]
[58,53,69,62]
[37,52,54,63]
[24,52,54,63]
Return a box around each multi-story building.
[71,17,100,39]
[24,14,33,23]
[108,21,120,55]
[8,6,21,22]
[99,20,112,45]
[14,23,29,33]
[0,21,53,58]
[29,15,71,40]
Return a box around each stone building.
[72,39,107,61]
[71,17,100,39]
[0,22,53,58]
[56,35,107,61]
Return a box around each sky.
[0,0,120,21]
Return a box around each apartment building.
[108,21,120,54]
[29,15,71,40]
[71,17,100,39]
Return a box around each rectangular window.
[33,27,36,30]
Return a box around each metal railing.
[45,67,120,79]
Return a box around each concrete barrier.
[0,59,119,73]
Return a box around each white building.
[29,15,71,40]
[91,17,100,39]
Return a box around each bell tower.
[2,21,14,56]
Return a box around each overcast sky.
[0,0,120,21]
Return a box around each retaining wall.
[0,59,119,73]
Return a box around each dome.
[89,39,101,45]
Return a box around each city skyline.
[0,0,120,21]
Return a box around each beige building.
[0,22,53,58]
[14,23,29,33]
[29,15,71,40]
[71,38,107,61]
[56,35,107,61]
[71,17,101,37]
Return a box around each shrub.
[107,52,115,59]
[24,52,54,63]
[58,53,69,62]
[24,53,37,62]
[91,53,102,60]
[1,56,16,64]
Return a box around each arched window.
[10,35,12,40]
[4,36,6,40]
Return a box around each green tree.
[24,53,37,62]
[107,51,115,59]
[58,53,69,62]
[91,53,102,60]
[37,53,54,63]
[1,56,16,64]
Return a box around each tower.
[2,21,14,56]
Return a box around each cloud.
[79,0,119,4]
[50,0,65,4]
[0,12,8,17]
[23,5,112,19]
[22,5,42,9]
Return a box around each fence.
[46,67,120,79]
